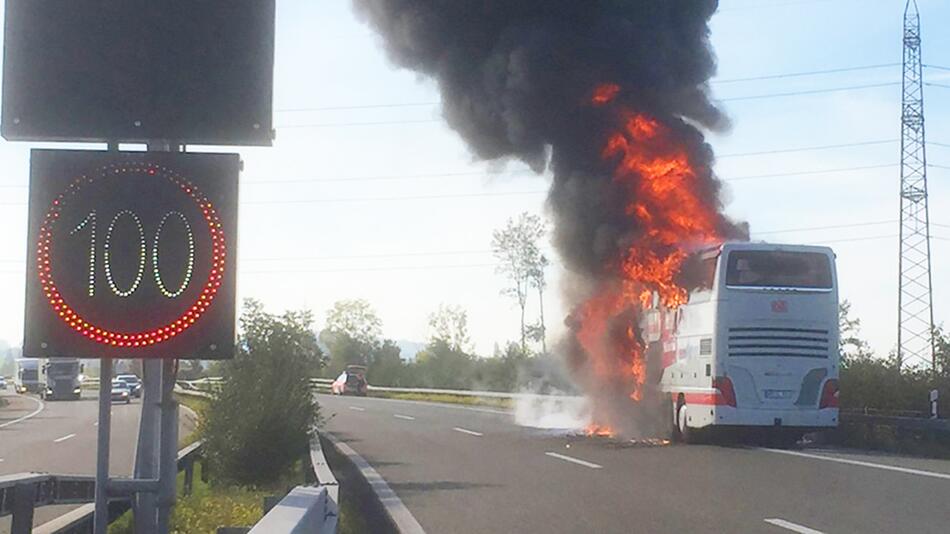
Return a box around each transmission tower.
[897,0,935,370]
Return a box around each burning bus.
[643,243,839,444]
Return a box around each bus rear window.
[725,251,832,289]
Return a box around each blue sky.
[1,0,949,362]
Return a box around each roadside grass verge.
[108,463,266,534]
[831,422,950,459]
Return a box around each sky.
[1,0,949,363]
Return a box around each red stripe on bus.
[676,391,729,406]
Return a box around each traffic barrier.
[5,442,204,534]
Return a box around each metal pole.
[94,358,113,534]
[134,359,162,534]
[157,359,179,532]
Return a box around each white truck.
[14,358,41,394]
[40,358,84,400]
[644,242,840,444]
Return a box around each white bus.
[645,243,839,444]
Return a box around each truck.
[644,242,839,445]
[40,358,83,400]
[14,358,41,394]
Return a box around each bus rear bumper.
[696,406,838,429]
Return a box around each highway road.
[0,390,196,533]
[317,393,950,534]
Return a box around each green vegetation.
[838,300,950,415]
[202,299,322,487]
[109,463,266,534]
[836,301,950,456]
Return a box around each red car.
[331,365,368,396]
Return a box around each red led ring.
[37,163,226,349]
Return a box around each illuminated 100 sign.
[24,150,239,360]
[70,209,197,299]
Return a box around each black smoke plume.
[354,0,747,434]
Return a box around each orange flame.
[585,424,616,437]
[576,84,724,407]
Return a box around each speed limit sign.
[23,150,239,360]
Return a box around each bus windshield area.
[725,250,832,289]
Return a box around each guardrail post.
[10,482,36,534]
[183,459,194,496]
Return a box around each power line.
[713,63,899,84]
[243,169,535,185]
[925,82,950,90]
[725,163,895,182]
[278,119,439,129]
[276,102,438,113]
[241,263,498,275]
[720,82,899,102]
[242,249,494,262]
[754,220,895,236]
[930,141,950,149]
[923,64,950,72]
[275,83,903,128]
[242,190,548,205]
[718,139,896,158]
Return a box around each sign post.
[23,149,240,533]
[931,389,939,419]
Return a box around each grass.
[108,463,266,534]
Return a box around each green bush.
[201,299,321,487]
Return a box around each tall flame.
[578,84,725,429]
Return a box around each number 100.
[70,210,196,299]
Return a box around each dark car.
[331,365,368,396]
[115,374,142,398]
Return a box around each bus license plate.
[764,389,794,400]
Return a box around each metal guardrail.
[2,442,205,534]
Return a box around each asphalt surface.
[0,390,196,533]
[317,393,950,534]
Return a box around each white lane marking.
[0,458,5,462]
[0,394,45,429]
[764,518,826,534]
[452,427,483,437]
[393,414,415,421]
[544,451,602,469]
[323,432,427,534]
[94,421,98,426]
[349,406,366,412]
[761,448,950,481]
[316,392,509,416]
[53,433,76,443]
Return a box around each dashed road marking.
[544,451,602,469]
[761,448,950,481]
[349,406,366,412]
[452,427,483,437]
[0,395,45,429]
[54,433,76,443]
[393,414,415,421]
[764,518,826,534]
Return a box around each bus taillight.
[819,379,839,409]
[713,376,737,407]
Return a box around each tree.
[368,339,405,386]
[428,304,471,352]
[320,299,383,376]
[201,299,322,487]
[839,300,873,365]
[491,213,547,354]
